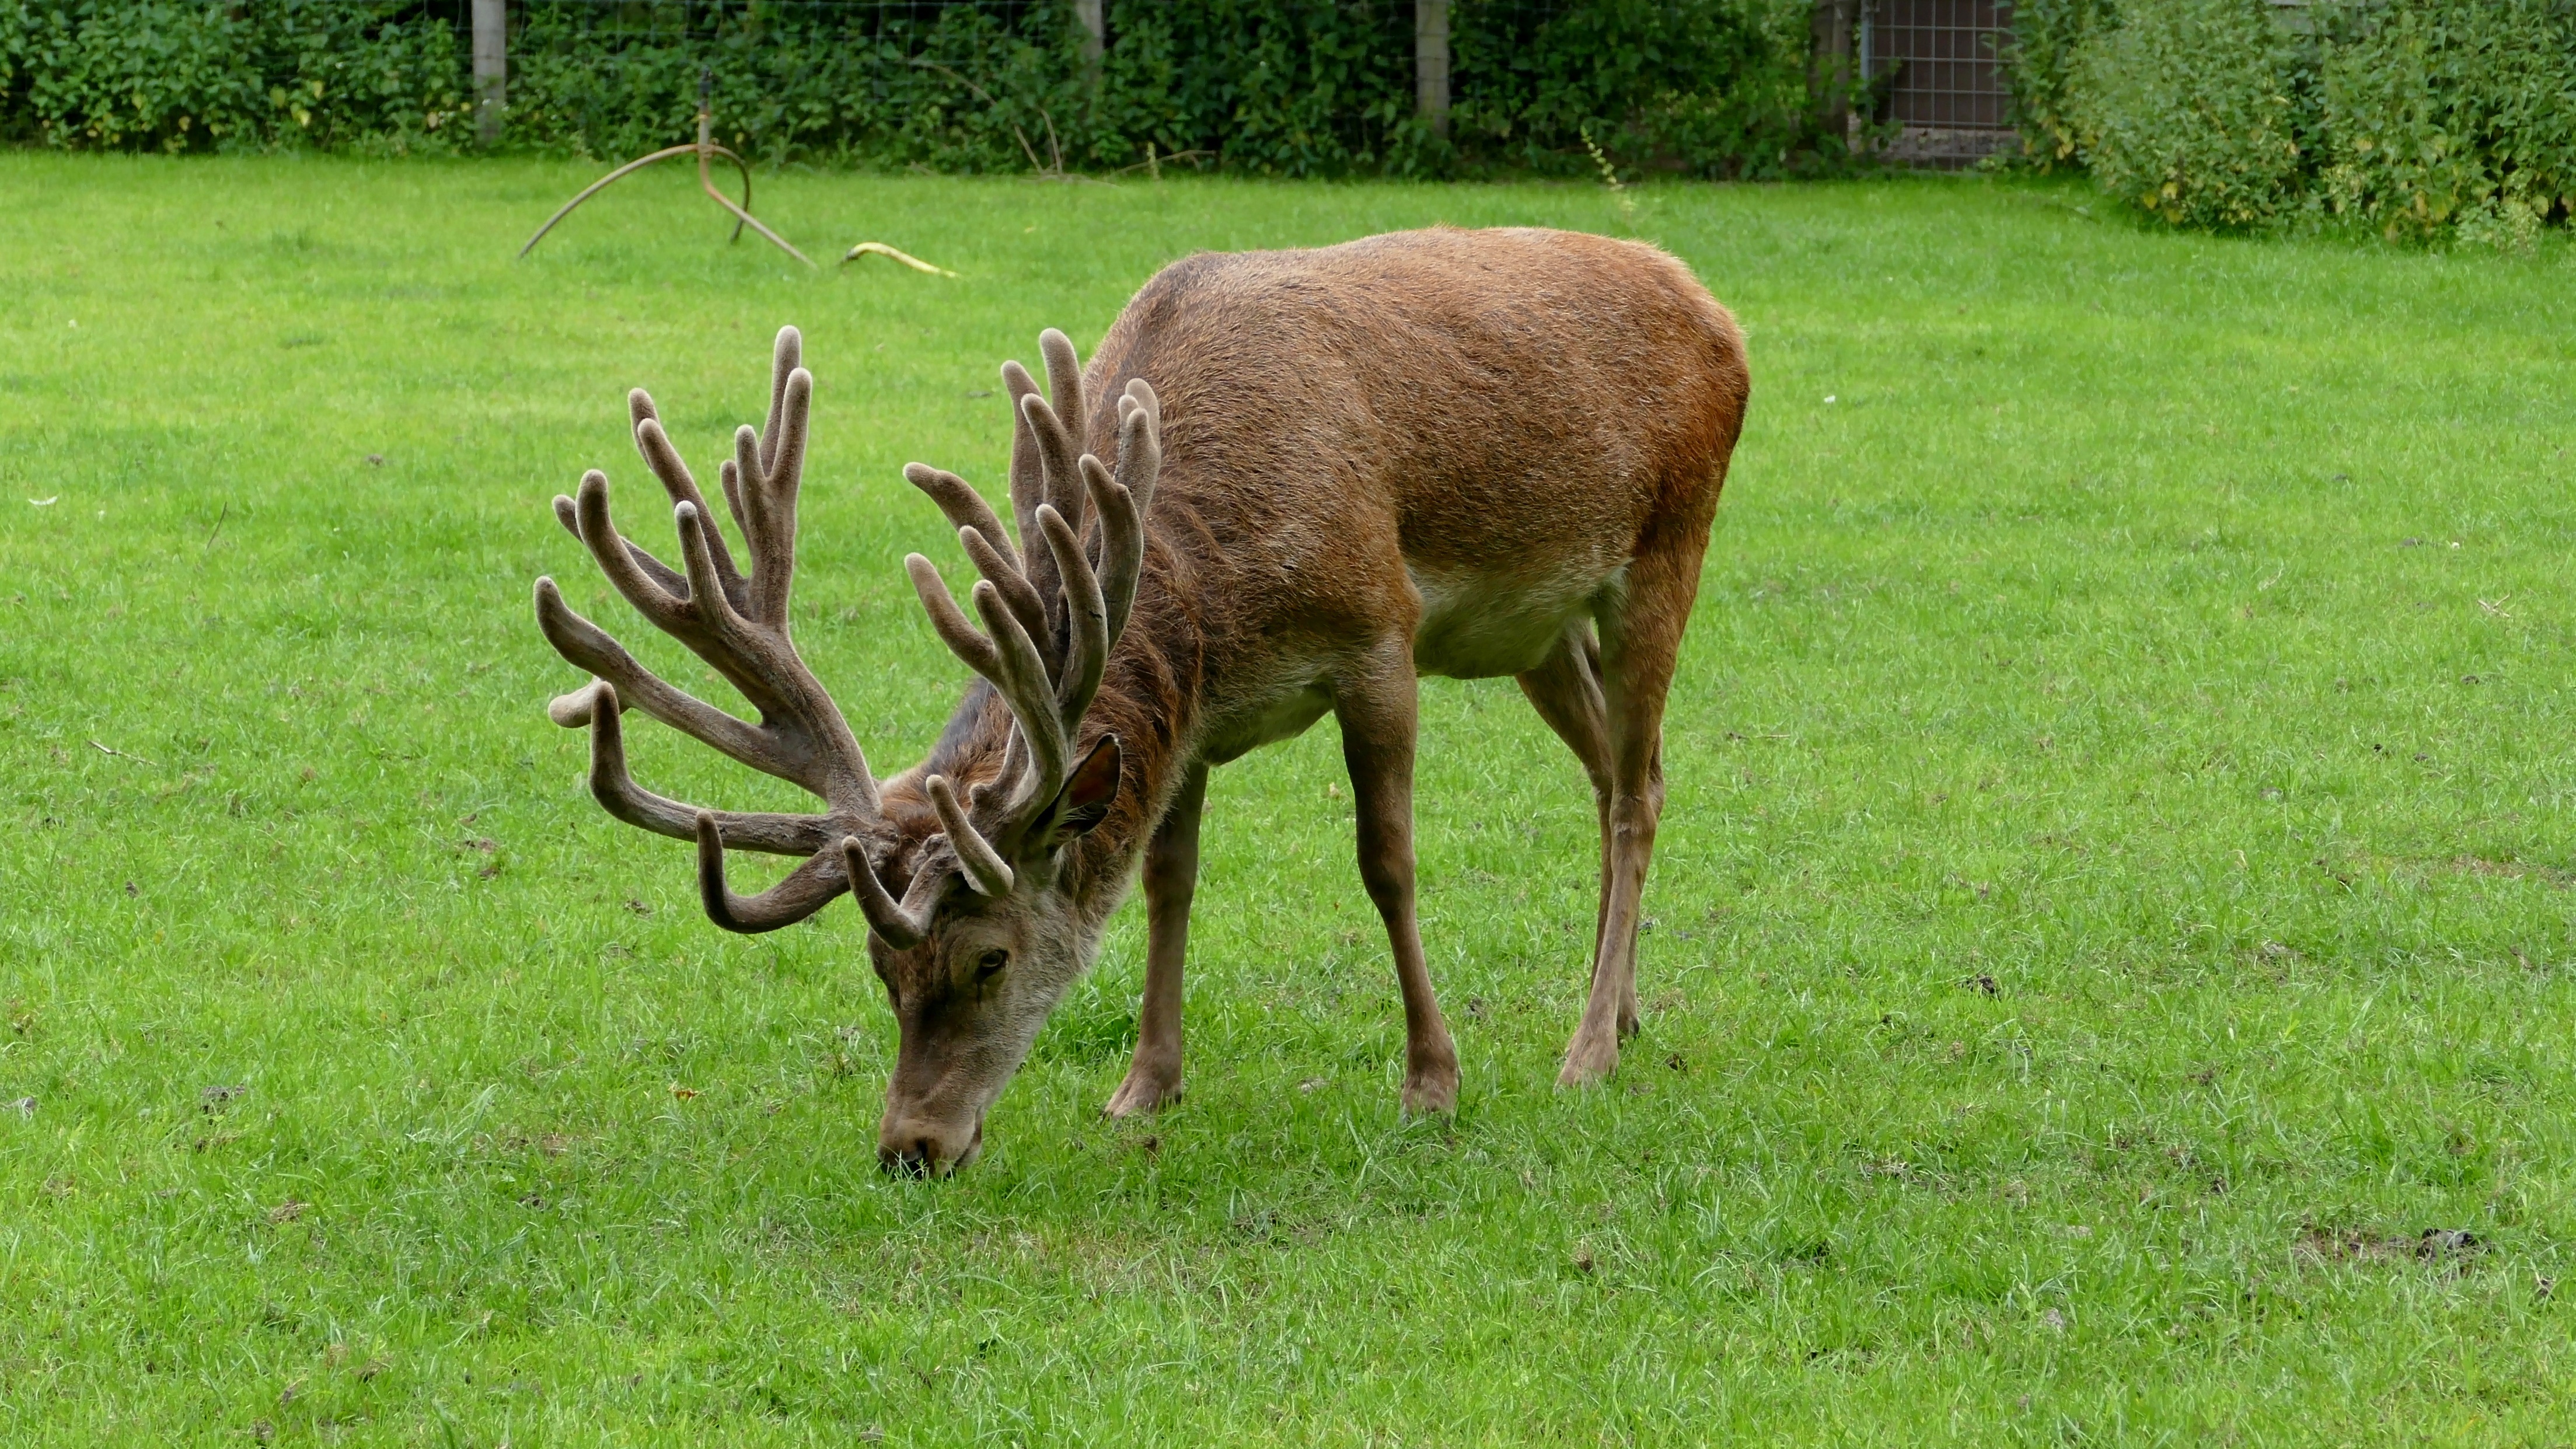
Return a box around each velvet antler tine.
[574,470,696,630]
[696,813,847,933]
[1039,327,1085,463]
[905,554,1006,683]
[1081,456,1143,650]
[1122,376,1160,432]
[544,673,615,729]
[745,369,810,627]
[959,526,1050,658]
[534,579,802,778]
[575,682,833,854]
[558,484,686,596]
[844,835,927,947]
[1001,361,1048,580]
[772,365,812,501]
[1037,504,1105,727]
[759,326,802,478]
[634,416,749,614]
[905,463,1021,573]
[927,774,1013,896]
[1115,381,1163,515]
[672,502,760,654]
[719,453,752,544]
[732,425,784,624]
[972,579,1068,814]
[1020,392,1086,542]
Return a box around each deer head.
[533,326,1158,1175]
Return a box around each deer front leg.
[1106,762,1207,1118]
[1335,650,1461,1115]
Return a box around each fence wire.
[4,1,2019,171]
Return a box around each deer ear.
[1045,735,1121,845]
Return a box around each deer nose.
[877,1114,980,1176]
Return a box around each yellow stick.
[840,242,959,277]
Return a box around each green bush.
[2317,0,2576,242]
[502,1,1088,170]
[0,0,1842,177]
[1095,0,1422,175]
[1451,0,1821,179]
[1999,0,2118,167]
[2011,0,2576,239]
[2065,0,2308,230]
[0,0,469,152]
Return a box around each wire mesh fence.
[2,1,1954,173]
[1862,0,2015,167]
[1865,0,2019,167]
[460,0,1831,175]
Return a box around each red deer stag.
[533,227,1748,1174]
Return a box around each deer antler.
[533,326,918,938]
[903,331,1160,885]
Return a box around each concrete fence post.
[472,0,506,147]
[1415,0,1450,139]
[1075,1,1105,90]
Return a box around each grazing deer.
[533,227,1748,1174]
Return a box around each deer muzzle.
[877,1109,982,1176]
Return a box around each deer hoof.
[1103,1063,1182,1118]
[1401,1060,1460,1116]
[1558,1029,1619,1087]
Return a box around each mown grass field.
[4,155,2575,1444]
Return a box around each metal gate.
[1863,0,2016,167]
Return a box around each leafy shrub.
[504,1,1087,170]
[1,0,469,152]
[2316,0,2576,240]
[2000,0,2118,167]
[1094,0,1421,174]
[0,0,1845,177]
[2013,0,2576,240]
[1451,0,1823,179]
[2065,0,2308,229]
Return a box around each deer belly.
[1202,678,1335,764]
[1408,565,1614,680]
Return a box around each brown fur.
[536,226,1748,1174]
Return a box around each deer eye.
[975,948,1009,980]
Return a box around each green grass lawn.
[5,154,2575,1444]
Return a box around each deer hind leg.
[1559,536,1701,1087]
[1335,641,1461,1115]
[1105,762,1207,1118]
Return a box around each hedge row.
[2009,0,2576,240]
[0,0,1844,177]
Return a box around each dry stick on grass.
[89,739,158,767]
[841,243,958,277]
[1108,144,1215,179]
[518,71,811,267]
